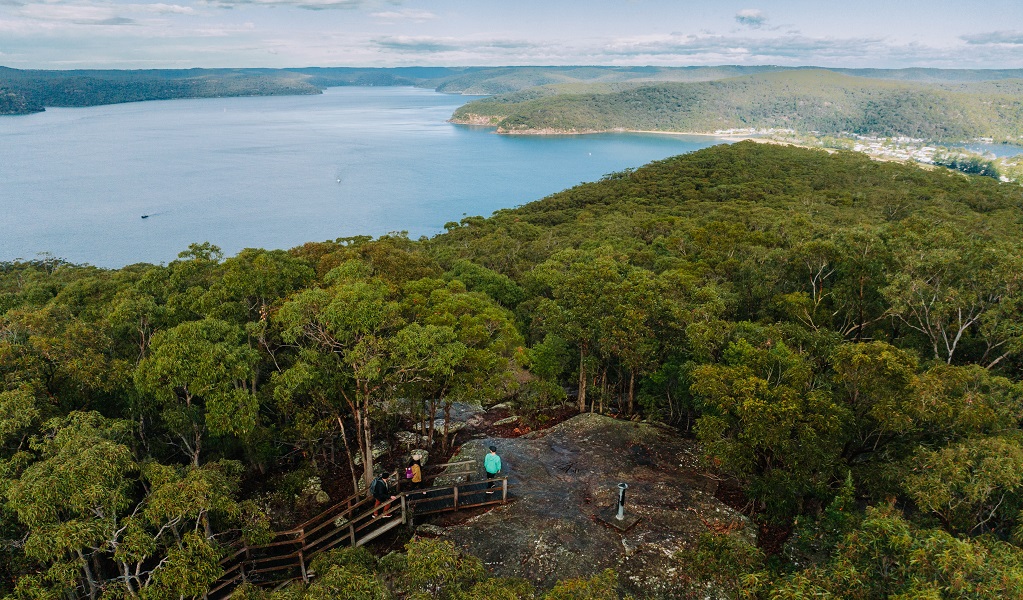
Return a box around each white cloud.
[19,3,123,23]
[144,4,197,15]
[370,9,436,21]
[199,0,366,10]
[735,8,767,29]
[10,0,196,26]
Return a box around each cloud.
[374,36,459,53]
[735,8,767,29]
[145,4,197,15]
[370,9,436,21]
[11,1,196,26]
[19,3,120,23]
[333,30,1023,69]
[961,30,1023,45]
[199,0,366,9]
[83,16,136,25]
[373,35,541,54]
[603,32,890,62]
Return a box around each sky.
[1,0,1023,69]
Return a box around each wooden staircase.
[207,460,510,599]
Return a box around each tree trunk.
[361,397,374,489]
[337,416,359,497]
[442,401,452,454]
[118,561,138,597]
[578,347,588,413]
[427,398,438,447]
[628,371,635,415]
[188,423,202,467]
[77,549,99,600]
[352,405,366,483]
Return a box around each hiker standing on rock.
[407,454,425,494]
[485,445,502,493]
[371,471,397,518]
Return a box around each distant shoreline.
[449,118,761,141]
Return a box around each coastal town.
[714,127,1022,183]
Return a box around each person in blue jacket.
[484,445,502,493]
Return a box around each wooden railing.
[207,461,509,599]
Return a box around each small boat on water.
[141,215,149,219]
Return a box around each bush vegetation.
[452,70,1023,142]
[3,143,1023,597]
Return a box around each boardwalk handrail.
[208,461,508,599]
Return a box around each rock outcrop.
[428,413,753,599]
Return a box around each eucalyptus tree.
[134,318,259,467]
[2,411,255,600]
[903,434,1023,535]
[691,328,848,518]
[275,263,407,487]
[3,412,135,600]
[276,262,521,485]
[882,222,1023,367]
[831,341,919,463]
[531,249,628,413]
[400,278,522,450]
[771,504,1023,599]
[0,302,126,414]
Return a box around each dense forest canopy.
[452,70,1023,142]
[4,143,1023,598]
[4,65,1023,115]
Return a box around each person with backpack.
[371,471,397,518]
[484,445,502,493]
[406,454,424,494]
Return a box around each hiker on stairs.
[485,445,502,493]
[371,471,397,518]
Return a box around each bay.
[962,143,1023,158]
[0,87,726,268]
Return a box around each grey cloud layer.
[199,0,380,9]
[362,30,1023,69]
[962,30,1023,45]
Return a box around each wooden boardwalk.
[208,460,510,599]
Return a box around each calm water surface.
[962,143,1023,158]
[1,87,726,267]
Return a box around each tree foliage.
[3,142,1023,598]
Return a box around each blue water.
[0,87,726,268]
[962,143,1023,158]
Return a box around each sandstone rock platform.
[426,413,754,599]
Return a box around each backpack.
[405,466,414,479]
[371,478,386,498]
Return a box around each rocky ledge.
[425,413,754,599]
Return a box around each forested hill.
[5,64,1023,115]
[429,141,1023,291]
[0,67,322,114]
[5,143,1023,598]
[451,70,1023,141]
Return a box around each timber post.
[298,528,308,582]
[502,477,508,502]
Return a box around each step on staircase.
[207,461,510,599]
